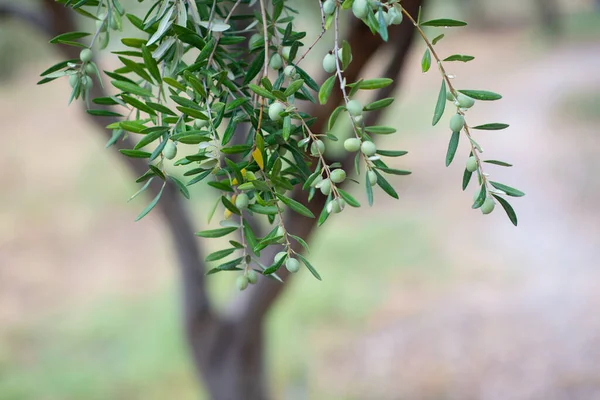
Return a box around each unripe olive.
[456,93,475,109]
[466,156,478,172]
[311,139,325,156]
[82,75,93,90]
[331,198,346,213]
[284,65,296,78]
[353,115,364,126]
[352,0,368,19]
[274,251,287,264]
[110,16,119,30]
[323,0,336,15]
[249,33,262,49]
[319,180,332,195]
[80,48,93,63]
[246,270,258,284]
[276,226,285,238]
[311,175,323,188]
[236,275,249,291]
[375,10,390,25]
[322,53,337,74]
[194,118,209,129]
[99,33,110,49]
[449,113,465,133]
[388,7,403,25]
[235,193,249,209]
[330,169,346,183]
[245,171,257,181]
[163,141,177,160]
[446,90,456,102]
[361,141,377,157]
[368,170,377,186]
[346,100,363,116]
[268,102,285,121]
[481,197,495,215]
[84,63,96,75]
[281,46,293,61]
[269,53,283,70]
[286,257,300,273]
[337,48,344,61]
[69,74,78,88]
[344,138,361,152]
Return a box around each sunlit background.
[1,0,600,398]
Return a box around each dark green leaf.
[421,49,431,72]
[472,123,509,130]
[421,18,467,27]
[443,54,475,62]
[483,160,513,167]
[205,248,236,262]
[374,170,398,199]
[275,193,315,218]
[492,195,518,226]
[318,75,336,105]
[490,181,525,197]
[196,226,238,238]
[432,79,446,126]
[338,189,361,207]
[458,90,502,101]
[135,184,164,221]
[445,131,460,167]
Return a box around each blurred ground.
[1,1,600,400]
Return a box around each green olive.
[286,258,300,273]
[246,270,258,284]
[446,90,456,102]
[99,33,110,49]
[249,33,262,49]
[322,53,337,74]
[311,175,323,188]
[69,74,78,88]
[368,170,377,186]
[194,119,209,129]
[236,275,249,291]
[361,141,377,157]
[352,0,368,19]
[323,0,336,15]
[235,193,249,209]
[163,141,177,160]
[319,180,332,195]
[481,197,495,215]
[449,113,465,133]
[84,63,96,75]
[466,156,478,172]
[346,100,363,116]
[330,169,346,183]
[375,10,390,25]
[456,93,475,109]
[81,75,93,90]
[344,138,361,152]
[310,139,325,156]
[282,46,293,61]
[80,49,93,63]
[276,226,285,238]
[284,65,296,77]
[274,251,287,264]
[388,7,403,25]
[269,53,283,70]
[268,102,285,121]
[110,16,119,30]
[330,198,345,214]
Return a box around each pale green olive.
[268,102,285,121]
[456,93,475,109]
[282,46,293,61]
[368,170,377,186]
[344,138,361,152]
[286,258,300,273]
[269,53,283,70]
[319,180,332,195]
[330,169,346,183]
[80,49,93,63]
[450,113,465,133]
[236,275,249,291]
[246,270,258,284]
[194,119,209,129]
[163,141,177,160]
[322,53,337,73]
[346,100,363,116]
[361,141,377,157]
[274,251,287,264]
[352,0,368,19]
[284,65,296,77]
[330,198,345,214]
[311,139,325,156]
[388,7,403,24]
[481,198,495,214]
[82,75,93,90]
[84,63,96,75]
[323,0,336,15]
[235,193,249,209]
[69,74,78,88]
[466,156,478,172]
[249,33,262,49]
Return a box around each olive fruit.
[319,180,332,195]
[322,53,337,74]
[236,275,249,291]
[84,63,96,75]
[456,93,475,109]
[194,118,209,129]
[344,138,361,152]
[346,100,363,116]
[311,175,324,188]
[99,33,110,49]
[80,49,93,63]
[330,169,346,183]
[466,156,478,172]
[284,65,296,78]
[281,46,293,61]
[352,0,368,19]
[481,197,495,215]
[235,193,249,210]
[163,141,177,160]
[368,170,377,186]
[361,141,377,157]
[446,90,456,102]
[388,7,403,24]
[375,10,390,25]
[323,0,336,15]
[269,53,283,70]
[276,226,285,238]
[450,113,465,133]
[286,258,300,273]
[81,75,93,90]
[330,198,345,214]
[268,102,285,121]
[311,139,325,156]
[274,251,287,264]
[110,16,119,30]
[69,74,78,88]
[246,270,258,284]
[249,33,262,49]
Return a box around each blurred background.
[1,0,600,399]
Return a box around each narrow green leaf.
[120,149,151,158]
[275,193,315,218]
[432,34,445,45]
[373,170,399,199]
[458,90,502,101]
[462,168,473,190]
[248,84,276,100]
[490,181,525,197]
[421,49,431,72]
[364,97,394,111]
[135,185,164,221]
[196,226,238,238]
[472,185,486,209]
[364,126,396,135]
[284,79,305,97]
[338,189,361,207]
[376,150,408,157]
[420,18,467,27]
[492,195,518,226]
[318,75,336,105]
[347,78,393,90]
[205,248,236,262]
[472,123,510,130]
[445,131,460,167]
[297,254,322,281]
[432,80,446,126]
[483,160,513,167]
[443,54,475,62]
[112,80,153,97]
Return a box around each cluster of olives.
[236,269,259,291]
[352,0,403,25]
[68,49,96,91]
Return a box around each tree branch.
[229,0,425,325]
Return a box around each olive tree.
[4,0,524,398]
